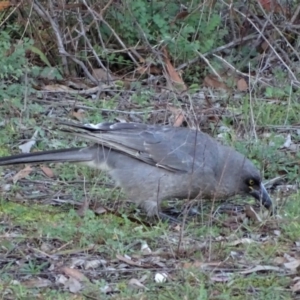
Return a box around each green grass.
[0,92,300,299]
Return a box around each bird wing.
[59,121,217,173]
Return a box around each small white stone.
[155,272,168,283]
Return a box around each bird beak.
[250,183,273,210]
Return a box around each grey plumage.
[0,121,272,217]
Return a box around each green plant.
[101,1,225,72]
[20,259,49,275]
[0,26,37,101]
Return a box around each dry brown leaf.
[244,205,262,223]
[237,78,248,91]
[128,278,148,290]
[282,134,292,148]
[77,199,90,217]
[43,84,71,92]
[92,68,112,81]
[40,165,54,178]
[210,274,232,282]
[70,108,86,121]
[292,280,300,292]
[283,259,300,272]
[182,261,222,269]
[258,0,284,13]
[116,254,143,267]
[170,11,190,25]
[18,140,36,153]
[23,278,52,288]
[12,165,33,183]
[240,265,282,274]
[162,48,187,91]
[92,205,107,215]
[136,65,161,75]
[273,256,287,265]
[65,278,82,293]
[261,40,269,52]
[60,266,89,282]
[0,1,11,11]
[203,75,228,90]
[136,65,148,75]
[173,111,185,127]
[168,106,185,127]
[174,224,181,231]
[18,130,38,153]
[228,238,255,246]
[149,65,162,75]
[84,260,102,270]
[141,242,152,254]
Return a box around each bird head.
[217,146,273,211]
[240,172,272,210]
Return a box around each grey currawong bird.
[0,121,272,218]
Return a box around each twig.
[177,33,258,71]
[33,0,70,76]
[81,0,140,66]
[220,0,298,82]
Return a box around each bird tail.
[0,147,94,166]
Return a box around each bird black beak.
[250,184,273,210]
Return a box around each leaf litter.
[0,89,299,297]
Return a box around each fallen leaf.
[135,65,148,75]
[0,1,11,11]
[282,134,292,148]
[40,165,54,178]
[60,266,89,282]
[141,242,152,254]
[43,84,71,92]
[128,278,148,290]
[23,278,52,288]
[168,106,185,127]
[203,75,228,90]
[240,265,283,274]
[284,259,300,272]
[1,184,11,191]
[18,130,38,153]
[258,0,284,13]
[92,68,112,82]
[77,199,90,217]
[12,165,33,183]
[237,78,248,91]
[174,111,185,127]
[182,261,222,269]
[261,40,269,51]
[135,65,161,75]
[116,254,143,267]
[210,273,232,282]
[273,256,287,265]
[84,260,102,270]
[57,274,68,285]
[92,205,107,215]
[100,284,113,294]
[162,48,187,91]
[71,108,86,121]
[244,205,262,223]
[174,224,181,231]
[65,277,82,293]
[292,280,300,292]
[228,238,255,246]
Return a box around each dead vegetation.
[0,0,300,298]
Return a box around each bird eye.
[249,179,255,186]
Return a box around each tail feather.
[0,147,93,166]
